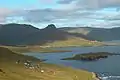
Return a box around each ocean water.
[24,46,120,80]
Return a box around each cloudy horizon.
[1,0,120,28]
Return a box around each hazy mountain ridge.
[0,23,40,45]
[60,27,120,41]
[59,27,104,35]
[0,23,94,46]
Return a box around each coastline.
[0,47,96,80]
[92,72,101,80]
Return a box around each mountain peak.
[45,24,57,29]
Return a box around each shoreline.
[92,72,101,80]
[40,44,120,48]
[0,47,96,80]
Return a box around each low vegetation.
[0,47,95,80]
[62,52,120,61]
[1,46,71,53]
[44,37,103,47]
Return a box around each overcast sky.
[1,0,120,28]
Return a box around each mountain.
[87,27,120,41]
[0,23,40,45]
[59,27,120,41]
[0,23,96,46]
[59,27,101,35]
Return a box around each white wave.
[100,76,120,80]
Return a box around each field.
[1,46,71,53]
[44,37,104,47]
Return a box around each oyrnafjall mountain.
[0,23,102,47]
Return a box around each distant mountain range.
[0,23,94,46]
[1,23,119,46]
[59,27,120,41]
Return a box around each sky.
[1,0,120,28]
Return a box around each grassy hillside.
[87,27,120,41]
[59,27,93,35]
[59,27,103,35]
[0,47,95,80]
[60,27,120,41]
[0,23,100,46]
[2,46,71,53]
[43,37,103,47]
[0,23,39,45]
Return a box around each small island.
[62,52,120,61]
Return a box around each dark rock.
[45,24,57,29]
[0,69,5,73]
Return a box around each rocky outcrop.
[92,72,101,80]
[0,69,5,73]
[80,55,108,61]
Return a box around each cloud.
[7,8,94,23]
[1,0,120,28]
[5,7,120,28]
[58,0,74,4]
[0,8,15,23]
[41,0,54,3]
[57,0,120,9]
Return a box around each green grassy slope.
[1,46,71,53]
[0,47,94,80]
[60,27,120,41]
[43,37,103,47]
[59,27,93,35]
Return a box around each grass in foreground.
[0,47,94,80]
